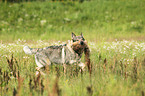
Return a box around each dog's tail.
[23,46,38,55]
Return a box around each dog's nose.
[80,41,84,45]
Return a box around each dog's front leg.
[36,67,46,76]
[78,62,86,71]
[63,63,67,75]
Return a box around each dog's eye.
[72,40,76,42]
[72,39,79,42]
[82,38,85,41]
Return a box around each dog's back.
[23,44,81,67]
[35,45,65,65]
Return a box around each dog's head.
[71,32,87,46]
[70,32,87,55]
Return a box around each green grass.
[0,40,145,96]
[0,0,145,42]
[0,0,145,96]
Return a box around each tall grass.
[0,40,145,96]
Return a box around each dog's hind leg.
[35,54,51,75]
[63,63,67,75]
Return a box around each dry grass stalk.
[0,68,2,75]
[55,67,60,78]
[99,53,102,61]
[103,58,107,74]
[13,88,17,96]
[13,72,24,96]
[75,65,79,77]
[29,77,33,91]
[86,86,93,96]
[96,53,101,73]
[40,79,44,95]
[142,58,145,68]
[6,54,18,78]
[45,78,51,96]
[52,77,61,96]
[0,70,10,86]
[6,54,14,71]
[124,63,128,80]
[29,72,44,95]
[120,61,124,76]
[142,91,144,96]
[16,77,24,96]
[133,57,138,82]
[34,72,41,89]
[113,57,118,73]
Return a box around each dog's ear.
[72,32,76,39]
[80,32,83,37]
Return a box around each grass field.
[0,0,145,96]
[0,0,145,42]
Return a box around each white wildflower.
[18,18,23,22]
[103,45,106,49]
[40,20,47,25]
[25,14,29,17]
[64,18,71,22]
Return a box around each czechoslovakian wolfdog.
[23,33,90,75]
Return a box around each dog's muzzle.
[80,41,84,45]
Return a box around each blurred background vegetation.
[0,0,145,42]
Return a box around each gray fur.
[23,33,87,70]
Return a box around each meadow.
[0,0,145,96]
